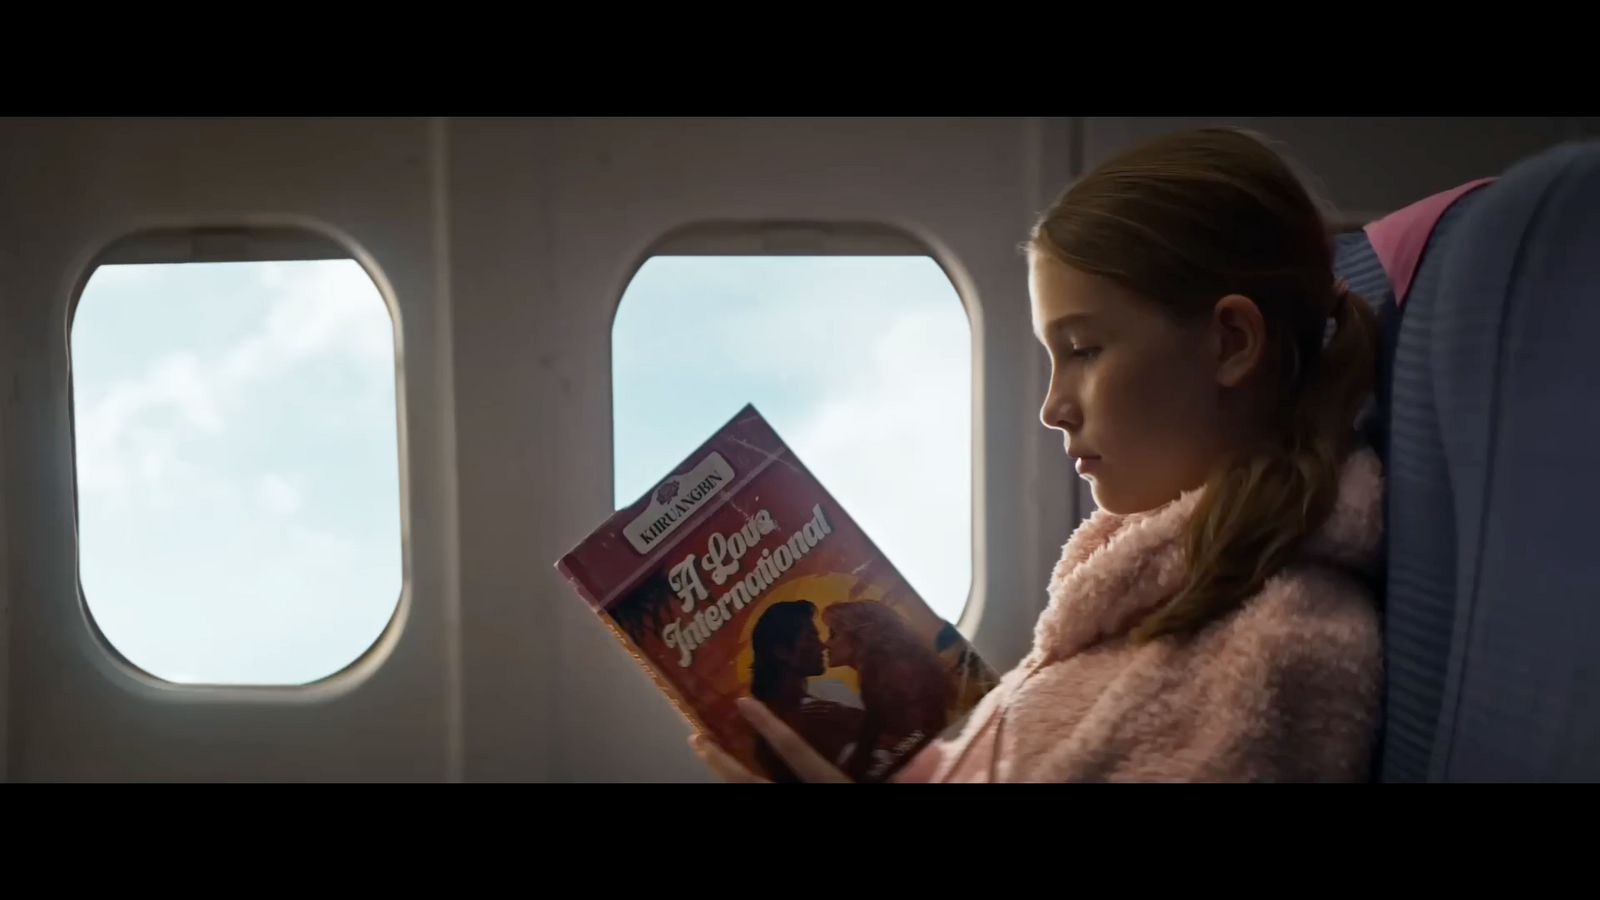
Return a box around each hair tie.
[1328,277,1351,319]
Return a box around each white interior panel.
[447,118,1080,782]
[1,116,1590,782]
[0,119,460,782]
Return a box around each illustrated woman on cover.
[693,126,1404,783]
[821,601,952,780]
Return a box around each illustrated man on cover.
[747,600,865,782]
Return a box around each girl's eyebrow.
[1034,312,1095,343]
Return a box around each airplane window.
[613,255,973,625]
[70,258,402,686]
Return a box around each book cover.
[556,404,999,783]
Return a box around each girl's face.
[1029,253,1262,516]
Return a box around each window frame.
[608,220,985,634]
[63,224,412,691]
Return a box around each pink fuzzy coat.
[896,448,1385,783]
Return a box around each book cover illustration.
[556,404,999,783]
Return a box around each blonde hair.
[823,602,951,706]
[1029,127,1379,642]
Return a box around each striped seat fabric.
[1332,141,1600,782]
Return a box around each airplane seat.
[1333,139,1600,782]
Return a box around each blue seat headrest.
[1335,140,1600,782]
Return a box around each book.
[556,404,1000,783]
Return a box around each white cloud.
[257,474,303,517]
[74,352,223,497]
[221,262,393,384]
[789,307,974,622]
[615,257,975,623]
[74,260,392,502]
[70,258,403,684]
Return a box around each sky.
[72,260,403,686]
[613,256,972,621]
[70,254,972,686]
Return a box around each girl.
[695,126,1388,783]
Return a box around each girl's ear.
[1211,293,1266,388]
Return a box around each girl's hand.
[688,697,853,783]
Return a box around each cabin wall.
[0,116,1590,782]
